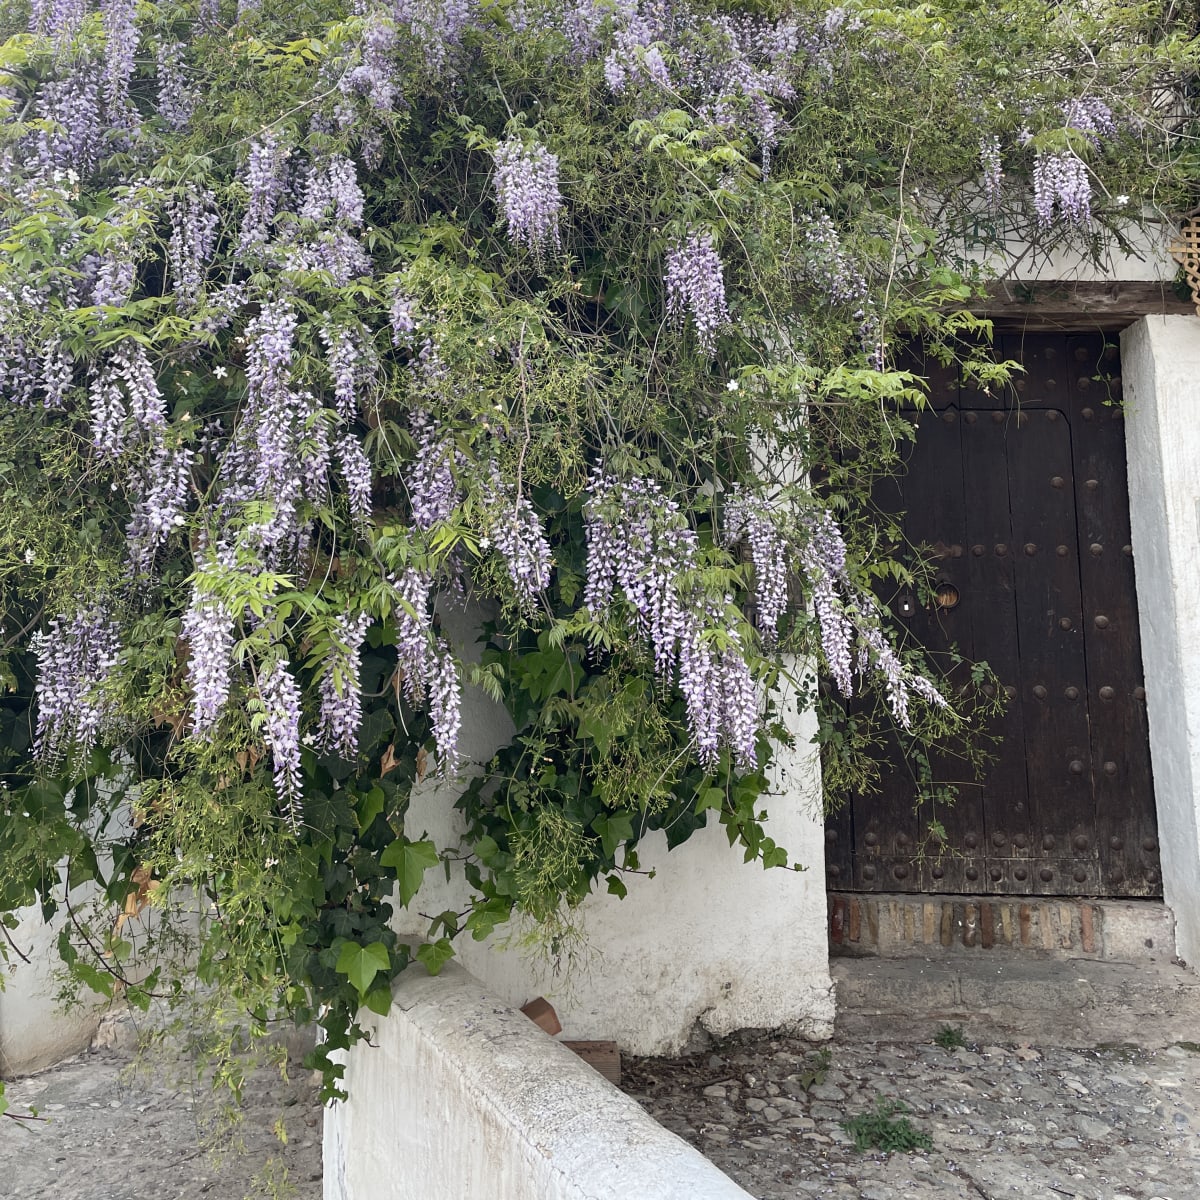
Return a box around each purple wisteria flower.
[1062,97,1115,145]
[259,658,304,831]
[493,136,564,254]
[238,130,290,254]
[35,64,104,176]
[336,433,373,526]
[32,606,122,762]
[1033,151,1091,226]
[341,13,398,111]
[181,586,237,736]
[428,639,462,770]
[723,489,789,642]
[167,187,219,311]
[388,569,463,769]
[316,611,373,759]
[585,468,759,768]
[300,155,365,227]
[404,411,461,530]
[480,468,552,608]
[798,509,854,697]
[126,440,191,572]
[101,0,139,126]
[796,508,947,727]
[157,41,195,132]
[665,231,730,356]
[980,134,1001,206]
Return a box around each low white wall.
[397,626,835,1054]
[0,904,105,1075]
[323,961,754,1200]
[1122,314,1200,969]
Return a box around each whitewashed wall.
[1122,314,1200,970]
[394,608,834,1054]
[0,904,106,1074]
[324,962,755,1200]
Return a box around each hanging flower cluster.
[1032,151,1092,226]
[585,469,758,767]
[493,136,564,255]
[32,606,123,762]
[980,134,1002,206]
[316,612,374,759]
[665,231,731,355]
[797,510,947,728]
[722,490,790,643]
[259,658,304,832]
[391,569,462,769]
[480,469,553,608]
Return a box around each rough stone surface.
[622,956,1200,1200]
[0,1043,323,1199]
[624,1035,1200,1199]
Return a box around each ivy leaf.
[592,811,634,860]
[363,985,393,1016]
[380,839,440,906]
[696,787,725,813]
[464,896,511,941]
[335,941,391,998]
[415,938,454,975]
[356,786,385,830]
[605,873,628,899]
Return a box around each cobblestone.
[623,1035,1200,1199]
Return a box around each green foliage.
[934,1024,967,1051]
[843,1097,934,1153]
[0,0,1193,1106]
[793,1047,832,1091]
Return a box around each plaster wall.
[1121,315,1200,968]
[965,218,1175,282]
[394,610,834,1055]
[0,904,105,1075]
[323,961,754,1200]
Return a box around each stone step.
[832,955,1200,1048]
[828,891,1176,963]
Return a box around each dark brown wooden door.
[825,333,1161,897]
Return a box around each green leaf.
[605,873,628,899]
[357,786,385,830]
[363,985,393,1016]
[335,941,391,998]
[697,787,725,813]
[464,896,511,941]
[415,938,454,975]
[592,811,634,860]
[74,961,116,999]
[379,839,440,906]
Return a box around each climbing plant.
[0,0,1193,1098]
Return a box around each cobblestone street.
[624,1033,1200,1199]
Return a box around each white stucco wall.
[324,961,754,1200]
[0,904,106,1075]
[395,615,834,1054]
[1121,315,1200,969]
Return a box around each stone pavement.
[0,1043,323,1200]
[622,957,1200,1200]
[3,955,1199,1199]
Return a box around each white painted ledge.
[323,961,754,1200]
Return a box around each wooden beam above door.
[976,280,1194,331]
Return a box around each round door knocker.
[935,582,961,610]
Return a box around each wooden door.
[824,333,1161,897]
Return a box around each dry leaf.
[416,747,428,782]
[380,743,400,776]
[114,866,158,933]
